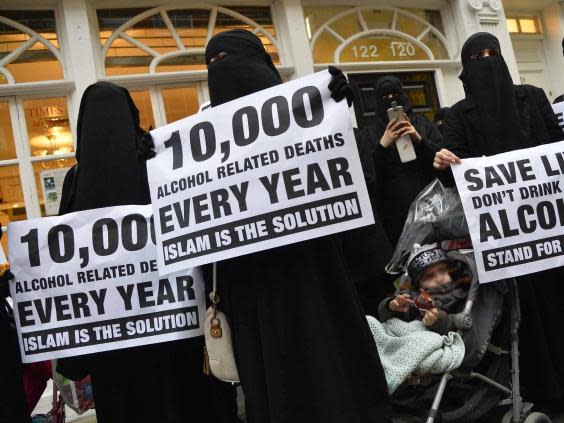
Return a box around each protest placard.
[147,70,374,275]
[452,140,564,283]
[553,101,564,132]
[8,205,205,363]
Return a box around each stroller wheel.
[502,410,552,423]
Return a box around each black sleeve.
[554,94,564,104]
[377,291,419,323]
[378,297,399,322]
[441,106,472,159]
[416,116,442,181]
[436,106,471,187]
[0,273,9,300]
[354,127,377,187]
[428,310,456,335]
[419,116,443,154]
[531,86,564,143]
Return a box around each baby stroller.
[384,180,552,423]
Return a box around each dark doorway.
[348,71,441,130]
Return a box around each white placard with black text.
[452,141,564,283]
[8,205,205,363]
[147,70,374,275]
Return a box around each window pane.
[420,32,449,60]
[329,14,362,39]
[0,10,63,82]
[156,56,207,73]
[99,6,278,75]
[161,86,200,124]
[0,165,27,252]
[23,97,74,158]
[362,10,394,31]
[33,158,76,217]
[304,6,349,41]
[395,13,427,38]
[310,31,340,63]
[130,90,155,131]
[519,18,538,34]
[0,102,17,161]
[507,18,519,33]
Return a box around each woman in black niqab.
[206,30,391,423]
[436,33,564,413]
[56,82,237,423]
[361,75,441,248]
[206,29,282,107]
[436,32,562,163]
[459,33,523,154]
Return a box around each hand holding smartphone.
[387,101,417,163]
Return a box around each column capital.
[467,0,502,24]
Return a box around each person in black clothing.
[361,76,441,247]
[205,29,391,423]
[434,32,564,413]
[56,82,238,423]
[338,127,396,316]
[0,246,30,423]
[554,37,564,104]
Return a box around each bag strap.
[210,262,219,307]
[213,262,217,293]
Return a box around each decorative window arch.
[100,5,282,76]
[308,7,455,64]
[0,15,64,84]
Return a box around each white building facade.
[0,0,562,252]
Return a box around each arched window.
[0,11,64,84]
[98,5,281,76]
[0,10,74,239]
[305,7,454,64]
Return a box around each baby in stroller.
[378,244,471,336]
[375,180,553,423]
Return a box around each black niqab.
[73,82,150,211]
[459,33,523,154]
[372,76,412,134]
[206,30,282,107]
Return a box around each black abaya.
[441,33,564,404]
[337,129,395,316]
[206,30,391,423]
[57,82,237,423]
[0,279,30,423]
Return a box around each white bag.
[203,263,240,384]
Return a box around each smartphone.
[387,101,417,163]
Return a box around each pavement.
[36,380,564,423]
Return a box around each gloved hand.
[138,131,156,160]
[328,66,354,107]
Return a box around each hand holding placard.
[452,141,564,283]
